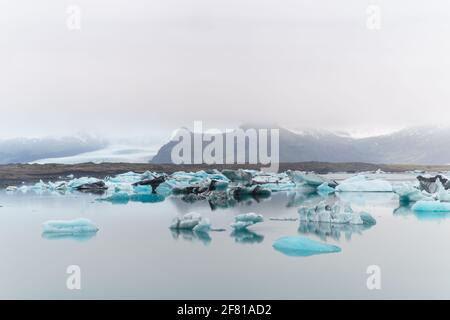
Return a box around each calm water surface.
[1,173,449,299]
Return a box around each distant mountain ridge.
[151,125,450,165]
[0,134,107,164]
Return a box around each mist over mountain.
[151,126,450,165]
[2,126,450,165]
[0,135,108,164]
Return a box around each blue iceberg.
[412,200,450,212]
[272,236,341,257]
[317,182,335,195]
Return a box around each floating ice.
[42,218,99,234]
[286,171,327,187]
[231,212,264,230]
[192,218,212,233]
[222,169,252,184]
[132,175,166,194]
[67,177,103,189]
[412,200,450,212]
[170,212,211,232]
[436,180,450,202]
[393,182,433,203]
[99,192,165,204]
[317,182,335,195]
[272,236,341,257]
[229,185,271,198]
[298,201,376,226]
[417,174,450,194]
[335,175,392,192]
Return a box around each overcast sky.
[1,0,450,141]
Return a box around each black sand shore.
[0,162,448,187]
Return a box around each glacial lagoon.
[1,172,450,299]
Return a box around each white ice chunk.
[436,180,450,202]
[43,218,99,234]
[393,182,433,203]
[298,201,375,226]
[335,175,392,192]
[193,218,212,233]
[317,182,335,195]
[170,212,211,232]
[287,171,326,186]
[231,213,264,230]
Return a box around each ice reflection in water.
[230,229,264,244]
[298,221,372,241]
[394,204,450,221]
[41,231,98,242]
[170,229,212,246]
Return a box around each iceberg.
[436,180,450,202]
[132,175,166,194]
[229,185,271,198]
[412,200,450,212]
[335,175,392,192]
[417,174,450,194]
[67,177,103,189]
[297,201,376,226]
[74,181,108,194]
[317,182,335,195]
[42,218,99,234]
[231,212,264,230]
[286,171,327,187]
[192,218,212,233]
[221,169,253,184]
[170,212,211,232]
[98,191,165,204]
[393,182,433,203]
[272,236,341,257]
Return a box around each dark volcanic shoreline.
[0,162,448,187]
